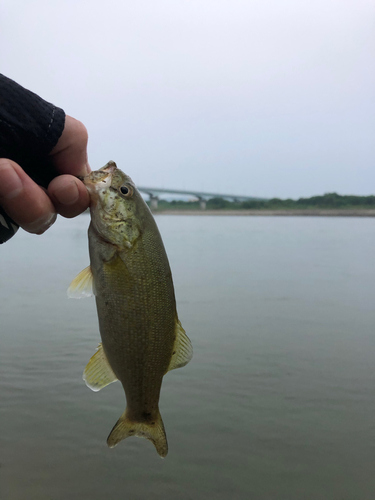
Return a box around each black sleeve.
[0,74,66,243]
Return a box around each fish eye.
[118,184,133,197]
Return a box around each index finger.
[49,115,91,178]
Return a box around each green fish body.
[68,161,192,457]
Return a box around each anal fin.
[83,343,118,392]
[166,319,193,373]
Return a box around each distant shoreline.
[152,209,375,217]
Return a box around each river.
[1,214,375,500]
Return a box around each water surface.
[1,215,375,500]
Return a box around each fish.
[68,161,192,457]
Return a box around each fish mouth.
[81,161,118,187]
[98,161,118,175]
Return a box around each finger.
[0,159,57,234]
[49,115,91,177]
[48,175,90,218]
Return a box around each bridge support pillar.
[199,198,206,210]
[150,195,159,210]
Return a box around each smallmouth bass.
[68,161,192,457]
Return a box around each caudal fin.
[107,409,168,458]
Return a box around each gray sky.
[1,0,374,198]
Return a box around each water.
[1,214,375,500]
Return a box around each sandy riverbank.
[152,209,375,217]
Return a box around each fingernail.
[54,181,79,206]
[23,212,57,235]
[0,164,23,200]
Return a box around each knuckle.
[75,120,89,145]
[67,116,88,147]
[0,158,16,169]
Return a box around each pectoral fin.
[67,265,95,298]
[166,319,193,373]
[83,343,118,391]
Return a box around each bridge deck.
[137,186,266,201]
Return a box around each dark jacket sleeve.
[0,74,66,243]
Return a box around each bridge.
[137,187,266,210]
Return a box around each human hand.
[0,116,90,235]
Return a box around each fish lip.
[79,161,118,186]
[83,172,111,187]
[99,161,117,175]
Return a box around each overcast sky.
[1,0,374,198]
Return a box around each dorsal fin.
[166,319,193,373]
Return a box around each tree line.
[152,193,375,210]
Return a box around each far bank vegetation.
[150,193,375,211]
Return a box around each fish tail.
[107,408,168,458]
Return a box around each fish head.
[83,161,143,248]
